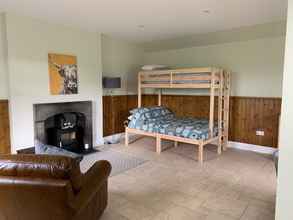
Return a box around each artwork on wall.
[48,53,78,95]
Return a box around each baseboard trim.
[228,141,277,155]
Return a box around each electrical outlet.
[256,130,265,136]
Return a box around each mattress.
[128,106,218,140]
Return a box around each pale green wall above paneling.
[4,13,104,152]
[144,37,285,97]
[101,21,286,97]
[0,13,286,99]
[276,1,293,219]
[101,34,144,95]
[0,13,9,99]
[141,21,286,52]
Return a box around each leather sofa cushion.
[0,154,83,192]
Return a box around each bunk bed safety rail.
[140,69,221,89]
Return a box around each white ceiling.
[0,0,288,43]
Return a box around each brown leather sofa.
[0,154,111,220]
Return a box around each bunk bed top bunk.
[139,67,223,89]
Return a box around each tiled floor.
[99,137,276,220]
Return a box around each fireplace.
[33,101,93,153]
[45,112,85,153]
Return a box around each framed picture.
[48,53,78,95]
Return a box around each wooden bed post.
[174,141,178,148]
[138,72,142,107]
[217,69,224,154]
[223,71,231,150]
[156,135,161,154]
[158,89,162,106]
[198,141,204,164]
[209,69,216,138]
[125,127,129,146]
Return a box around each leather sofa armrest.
[69,160,111,212]
[83,160,111,186]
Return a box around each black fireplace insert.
[45,112,86,153]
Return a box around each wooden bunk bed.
[125,67,231,164]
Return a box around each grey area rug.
[80,148,147,176]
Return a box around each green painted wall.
[1,15,286,99]
[5,13,104,151]
[101,35,144,95]
[101,22,286,97]
[276,0,293,219]
[144,37,286,97]
[0,14,9,99]
[141,21,286,52]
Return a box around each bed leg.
[218,136,222,155]
[174,141,178,148]
[125,128,129,147]
[198,143,204,164]
[223,137,228,151]
[156,136,161,154]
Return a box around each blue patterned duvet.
[128,106,218,140]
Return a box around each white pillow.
[141,65,168,71]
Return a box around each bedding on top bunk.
[128,106,218,140]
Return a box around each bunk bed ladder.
[138,72,142,107]
[222,71,231,150]
[209,69,216,139]
[218,70,224,154]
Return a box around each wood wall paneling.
[103,96,129,136]
[103,95,281,148]
[1,96,279,153]
[0,100,11,154]
[229,97,281,148]
[103,96,112,136]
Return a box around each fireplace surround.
[33,101,93,153]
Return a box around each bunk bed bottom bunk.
[125,127,221,164]
[124,106,223,164]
